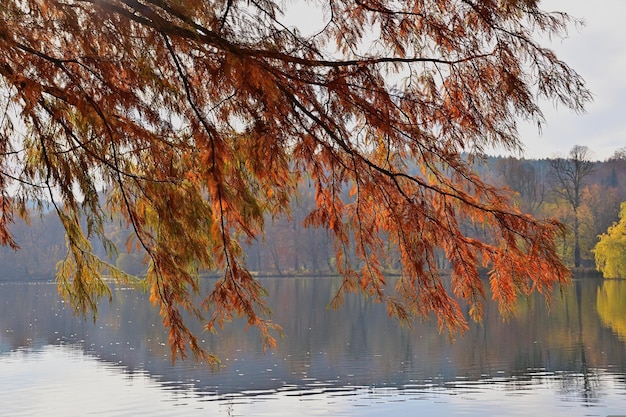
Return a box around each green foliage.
[594,202,626,278]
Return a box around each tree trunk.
[574,208,581,268]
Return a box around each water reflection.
[597,280,626,343]
[1,277,626,416]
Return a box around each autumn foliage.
[0,1,590,361]
[594,202,626,278]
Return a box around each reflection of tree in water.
[558,371,601,406]
[3,278,626,402]
[558,280,600,405]
[597,280,626,342]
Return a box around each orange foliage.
[0,0,589,362]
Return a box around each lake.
[1,276,625,416]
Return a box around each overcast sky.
[516,0,626,160]
[286,1,625,161]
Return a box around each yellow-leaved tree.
[0,0,589,362]
[594,202,626,278]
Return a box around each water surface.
[1,277,625,416]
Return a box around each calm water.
[1,276,626,416]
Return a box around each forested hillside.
[1,149,625,280]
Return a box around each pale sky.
[285,1,626,161]
[517,0,626,160]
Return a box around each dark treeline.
[1,149,625,280]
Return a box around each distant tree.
[496,158,547,215]
[0,213,65,280]
[0,1,590,361]
[610,147,626,161]
[594,202,626,278]
[605,148,626,192]
[115,252,146,277]
[549,146,595,267]
[583,184,620,256]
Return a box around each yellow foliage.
[594,202,626,278]
[596,280,626,341]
